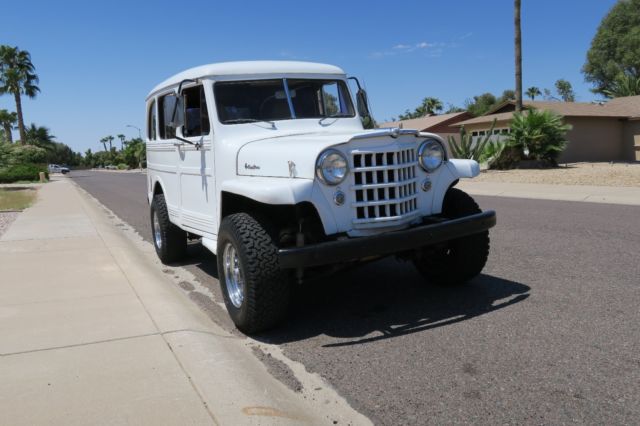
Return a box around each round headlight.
[316,149,348,185]
[418,139,445,172]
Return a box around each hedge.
[0,163,49,183]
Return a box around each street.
[72,170,640,425]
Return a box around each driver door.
[176,84,217,238]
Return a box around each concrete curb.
[457,180,640,206]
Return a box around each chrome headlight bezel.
[315,149,349,185]
[417,139,445,172]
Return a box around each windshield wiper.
[223,118,275,128]
[319,113,351,124]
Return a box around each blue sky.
[1,0,617,152]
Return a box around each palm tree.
[603,74,640,98]
[422,97,443,115]
[0,109,17,143]
[526,87,541,100]
[99,137,108,152]
[514,0,523,112]
[25,123,55,149]
[0,46,40,144]
[117,133,126,150]
[106,135,114,151]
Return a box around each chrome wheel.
[152,210,162,249]
[223,242,245,308]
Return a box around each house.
[454,96,640,163]
[380,111,473,142]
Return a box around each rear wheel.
[413,188,490,286]
[217,213,291,334]
[150,194,187,263]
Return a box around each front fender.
[220,177,314,205]
[220,177,340,236]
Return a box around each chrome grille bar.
[351,146,419,228]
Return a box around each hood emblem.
[288,161,297,178]
[244,163,260,170]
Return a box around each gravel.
[0,211,19,238]
[475,162,640,187]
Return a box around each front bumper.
[278,210,496,268]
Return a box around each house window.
[182,85,210,137]
[493,129,500,135]
[472,131,479,136]
[147,100,157,141]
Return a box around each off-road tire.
[413,188,490,286]
[150,194,187,263]
[217,213,291,334]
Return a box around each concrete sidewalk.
[457,180,640,206]
[0,178,368,425]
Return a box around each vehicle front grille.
[351,147,419,228]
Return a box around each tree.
[117,133,126,150]
[99,137,108,152]
[0,109,17,143]
[555,79,575,102]
[603,74,640,98]
[25,123,55,149]
[583,0,640,96]
[398,97,443,120]
[526,87,542,100]
[0,46,40,144]
[84,149,94,168]
[106,135,114,151]
[514,0,523,112]
[445,104,466,113]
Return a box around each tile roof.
[456,95,640,126]
[379,112,469,130]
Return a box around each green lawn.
[0,188,38,211]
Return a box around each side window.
[159,94,177,139]
[183,86,210,137]
[147,100,157,140]
[321,82,340,116]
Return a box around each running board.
[201,237,217,255]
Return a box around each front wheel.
[217,213,291,334]
[413,188,490,286]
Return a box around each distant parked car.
[105,165,118,170]
[48,164,70,174]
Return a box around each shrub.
[116,163,129,170]
[448,119,497,161]
[0,163,48,183]
[7,144,48,165]
[508,109,571,164]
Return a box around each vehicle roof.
[147,61,346,99]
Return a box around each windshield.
[214,78,354,124]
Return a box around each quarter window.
[147,100,157,140]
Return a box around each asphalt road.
[71,170,640,425]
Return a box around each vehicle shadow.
[256,258,530,346]
[175,243,220,279]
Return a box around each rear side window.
[147,100,157,140]
[183,85,210,137]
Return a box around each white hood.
[237,132,353,179]
[236,128,432,179]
